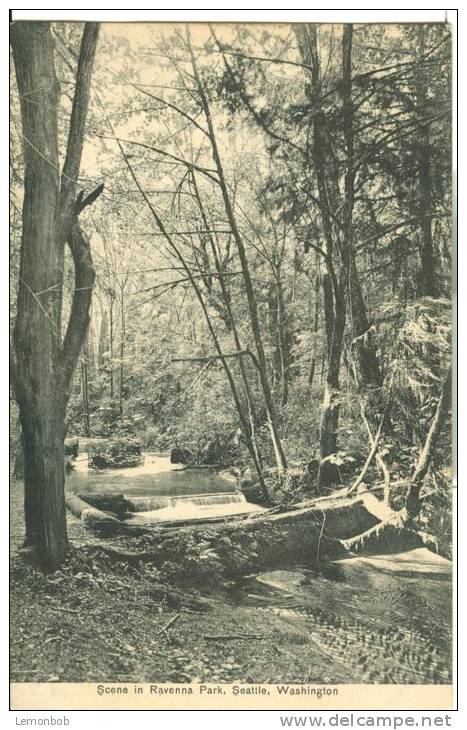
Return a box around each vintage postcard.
[9,14,454,712]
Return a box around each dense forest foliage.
[10,22,452,561]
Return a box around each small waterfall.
[125,496,174,512]
[125,492,246,512]
[180,493,246,507]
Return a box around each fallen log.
[111,491,396,575]
[79,492,128,516]
[342,508,423,555]
[67,488,425,575]
[65,493,148,537]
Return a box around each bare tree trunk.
[190,174,265,474]
[294,25,349,489]
[297,27,384,466]
[109,295,114,399]
[318,276,347,488]
[11,22,100,567]
[106,119,270,496]
[275,268,290,406]
[188,36,287,472]
[97,308,109,367]
[81,358,90,437]
[308,259,320,387]
[416,27,437,298]
[406,364,451,517]
[349,259,383,389]
[320,26,355,490]
[119,281,127,416]
[267,282,282,391]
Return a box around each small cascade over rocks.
[124,495,173,512]
[123,491,261,524]
[66,446,263,524]
[181,493,245,507]
[125,492,246,513]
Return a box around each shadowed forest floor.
[10,480,343,684]
[10,479,451,685]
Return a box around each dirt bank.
[10,479,348,684]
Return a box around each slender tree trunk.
[189,38,287,472]
[110,130,269,495]
[275,268,290,406]
[267,283,280,389]
[406,364,451,517]
[119,284,126,416]
[297,26,384,461]
[81,359,90,437]
[97,309,109,367]
[308,260,320,387]
[109,297,114,399]
[318,25,355,490]
[267,273,290,404]
[190,174,264,474]
[318,275,347,488]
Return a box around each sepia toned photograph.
[9,15,453,710]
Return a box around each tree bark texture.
[11,22,100,567]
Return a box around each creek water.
[229,548,452,684]
[66,449,263,522]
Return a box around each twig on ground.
[156,613,180,636]
[203,633,266,641]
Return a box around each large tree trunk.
[320,26,355,490]
[294,25,348,489]
[11,22,100,567]
[21,401,67,555]
[318,277,346,487]
[415,27,437,298]
[308,258,320,387]
[11,23,66,562]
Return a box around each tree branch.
[132,85,209,137]
[172,348,260,370]
[59,23,100,218]
[62,221,96,386]
[94,134,219,184]
[405,364,452,517]
[59,24,101,387]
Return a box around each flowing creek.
[66,445,452,683]
[66,448,264,522]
